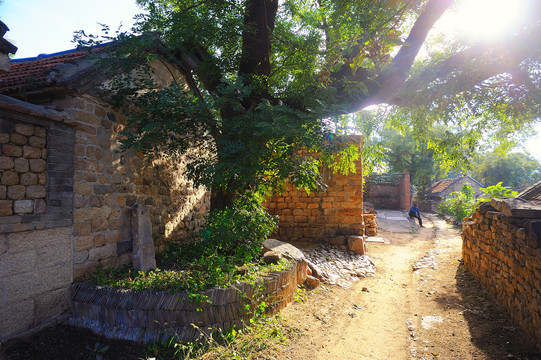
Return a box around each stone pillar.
[131,204,156,271]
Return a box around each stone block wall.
[266,147,364,242]
[0,227,72,339]
[0,93,210,341]
[68,259,307,343]
[462,202,541,350]
[52,94,210,279]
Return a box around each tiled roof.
[0,48,93,95]
[430,175,484,196]
[430,179,454,195]
[518,180,541,204]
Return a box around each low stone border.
[68,259,307,344]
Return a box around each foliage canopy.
[78,0,541,207]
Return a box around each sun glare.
[443,0,526,41]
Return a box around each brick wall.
[266,144,364,243]
[365,173,410,210]
[462,201,541,351]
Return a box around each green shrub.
[439,181,518,223]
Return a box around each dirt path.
[280,214,539,360]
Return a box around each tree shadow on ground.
[431,262,540,360]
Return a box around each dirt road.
[280,213,539,360]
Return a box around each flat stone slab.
[492,198,541,219]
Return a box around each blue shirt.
[409,206,420,217]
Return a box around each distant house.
[429,175,484,201]
[517,179,541,204]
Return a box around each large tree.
[84,0,541,209]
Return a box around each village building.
[429,175,484,201]
[0,38,369,340]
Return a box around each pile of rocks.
[303,244,375,289]
[262,238,376,290]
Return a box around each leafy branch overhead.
[76,0,541,208]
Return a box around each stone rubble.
[301,243,376,289]
[412,249,440,271]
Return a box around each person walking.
[409,203,423,227]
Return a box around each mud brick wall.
[52,94,210,279]
[266,149,364,243]
[68,259,307,343]
[462,203,541,351]
[364,173,410,211]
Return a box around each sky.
[0,0,540,161]
[0,0,142,59]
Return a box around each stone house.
[0,45,210,341]
[429,175,484,201]
[0,41,371,341]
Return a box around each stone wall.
[364,173,410,210]
[52,94,209,279]
[68,259,307,343]
[0,93,210,341]
[0,101,75,233]
[266,146,364,243]
[0,227,72,339]
[462,200,541,351]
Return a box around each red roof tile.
[0,49,90,94]
[430,179,454,194]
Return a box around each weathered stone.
[14,123,34,137]
[26,185,46,198]
[0,133,9,143]
[7,227,70,253]
[1,171,18,186]
[28,136,46,148]
[73,236,94,252]
[74,183,93,196]
[7,185,25,200]
[91,218,108,232]
[10,132,28,146]
[13,158,29,172]
[0,156,14,170]
[0,250,37,277]
[305,275,320,289]
[74,221,91,236]
[2,144,22,157]
[20,172,38,185]
[347,235,366,255]
[34,199,46,214]
[132,204,156,271]
[35,288,69,324]
[305,259,323,279]
[29,159,46,172]
[13,200,34,214]
[0,200,12,216]
[262,238,305,262]
[38,243,71,268]
[89,243,117,262]
[23,145,42,159]
[263,250,282,264]
[0,299,35,338]
[492,198,541,219]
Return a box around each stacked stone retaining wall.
[68,259,307,343]
[462,202,541,350]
